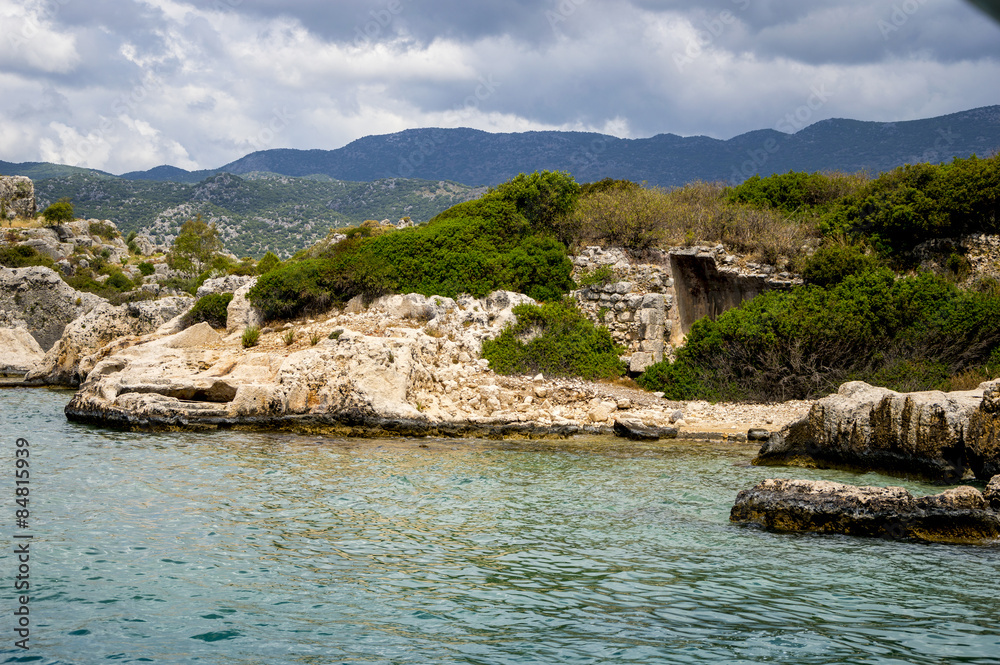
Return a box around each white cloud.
[0,0,997,174]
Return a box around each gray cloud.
[0,0,996,173]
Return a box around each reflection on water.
[1,388,998,664]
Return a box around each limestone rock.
[226,277,264,333]
[968,382,1000,480]
[613,419,679,441]
[25,296,194,386]
[0,328,44,376]
[730,478,1000,545]
[196,275,255,298]
[0,176,35,219]
[755,381,991,481]
[0,266,106,350]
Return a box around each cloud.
[0,0,996,174]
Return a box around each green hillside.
[32,172,483,257]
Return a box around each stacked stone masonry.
[570,245,803,374]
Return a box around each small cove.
[2,387,998,664]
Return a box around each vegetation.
[0,244,56,270]
[183,293,233,329]
[33,172,481,258]
[248,171,580,320]
[638,268,1000,401]
[138,262,155,276]
[88,221,119,240]
[42,198,74,223]
[167,215,223,273]
[241,325,261,348]
[482,300,626,380]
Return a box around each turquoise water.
[1,388,998,664]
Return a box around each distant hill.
[130,105,1000,187]
[32,172,482,258]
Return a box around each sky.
[1,0,998,175]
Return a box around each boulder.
[613,419,679,441]
[968,383,1000,480]
[0,176,35,219]
[0,266,106,350]
[196,275,255,298]
[25,296,195,386]
[0,328,44,376]
[730,478,1000,545]
[755,381,993,481]
[226,278,264,333]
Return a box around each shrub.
[247,259,339,320]
[249,178,579,321]
[42,198,74,223]
[256,251,281,275]
[801,241,881,288]
[241,325,261,348]
[576,265,615,287]
[726,171,868,213]
[0,244,55,270]
[638,269,1000,401]
[104,271,134,292]
[183,293,233,328]
[138,262,155,276]
[89,221,119,240]
[283,329,296,346]
[482,299,626,380]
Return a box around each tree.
[168,215,223,273]
[42,198,74,223]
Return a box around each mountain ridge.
[3,105,999,187]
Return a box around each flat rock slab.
[731,478,1000,545]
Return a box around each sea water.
[1,388,997,664]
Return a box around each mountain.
[32,172,482,258]
[124,105,1000,187]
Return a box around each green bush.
[801,241,882,288]
[0,244,56,270]
[88,221,119,240]
[575,265,615,287]
[820,154,1000,256]
[184,293,234,328]
[241,325,261,348]
[638,269,1000,401]
[138,262,155,276]
[247,259,340,320]
[104,271,134,292]
[42,198,74,223]
[256,251,281,275]
[482,300,626,380]
[248,175,579,321]
[726,171,864,213]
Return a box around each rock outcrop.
[755,381,999,482]
[0,328,44,377]
[196,275,254,298]
[62,291,689,438]
[13,220,130,264]
[730,478,1000,545]
[0,266,106,350]
[0,176,35,219]
[226,278,264,333]
[25,296,195,386]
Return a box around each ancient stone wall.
[571,245,801,373]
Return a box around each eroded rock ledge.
[755,381,1000,482]
[730,477,1000,545]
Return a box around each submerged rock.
[730,478,1000,545]
[755,381,999,482]
[613,419,679,441]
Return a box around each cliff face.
[0,266,106,351]
[0,176,35,219]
